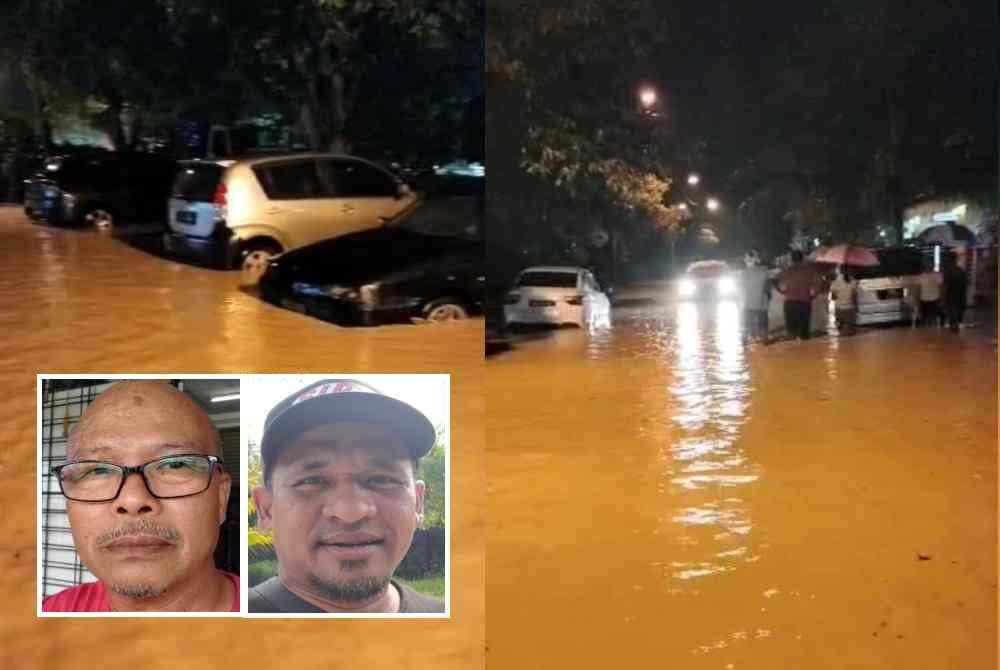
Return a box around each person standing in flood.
[942,251,969,332]
[829,265,858,336]
[775,250,818,340]
[917,267,944,327]
[741,249,770,344]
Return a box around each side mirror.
[396,183,411,199]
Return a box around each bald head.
[69,381,221,460]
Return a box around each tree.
[488,0,688,282]
[418,430,447,529]
[172,0,482,153]
[0,0,196,149]
[1,0,481,157]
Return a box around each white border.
[36,373,451,619]
[241,373,450,619]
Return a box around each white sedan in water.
[503,265,612,328]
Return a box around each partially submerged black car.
[259,190,484,326]
[23,149,178,230]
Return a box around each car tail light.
[503,293,520,305]
[564,294,584,305]
[213,182,228,207]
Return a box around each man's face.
[65,382,230,600]
[253,422,425,605]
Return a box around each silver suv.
[164,153,417,281]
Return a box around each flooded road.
[487,294,996,669]
[0,207,484,669]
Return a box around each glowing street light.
[687,173,700,186]
[678,203,688,211]
[638,87,657,109]
[706,197,720,212]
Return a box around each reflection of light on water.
[672,502,753,529]
[672,439,720,461]
[715,300,742,360]
[658,298,761,584]
[684,456,747,472]
[824,325,839,380]
[671,473,758,490]
[671,562,735,580]
[672,302,709,430]
[716,546,748,557]
[676,302,702,363]
[584,324,615,359]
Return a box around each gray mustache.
[95,520,181,547]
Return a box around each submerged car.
[258,188,483,326]
[23,149,178,230]
[503,266,611,328]
[676,260,741,301]
[164,153,417,280]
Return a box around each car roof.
[519,265,586,274]
[686,259,729,271]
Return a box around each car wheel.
[240,243,281,285]
[83,207,115,232]
[423,299,469,322]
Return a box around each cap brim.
[261,393,436,469]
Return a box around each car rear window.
[852,249,926,279]
[172,163,224,201]
[518,272,578,288]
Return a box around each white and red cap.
[261,379,435,478]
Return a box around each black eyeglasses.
[51,454,222,502]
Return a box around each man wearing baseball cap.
[249,379,444,613]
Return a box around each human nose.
[320,482,376,525]
[114,469,161,516]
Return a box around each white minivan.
[164,153,417,281]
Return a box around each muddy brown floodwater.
[487,298,997,669]
[0,207,484,669]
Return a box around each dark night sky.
[647,0,998,189]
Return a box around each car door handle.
[341,205,356,213]
[266,207,283,215]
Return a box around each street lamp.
[706,197,720,212]
[678,203,688,211]
[638,86,657,109]
[687,173,700,186]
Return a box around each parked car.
[850,247,925,325]
[258,188,483,326]
[23,149,178,230]
[503,266,611,328]
[163,153,418,280]
[676,260,741,301]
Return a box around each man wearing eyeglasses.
[43,381,239,612]
[249,379,444,613]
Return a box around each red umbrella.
[812,244,879,266]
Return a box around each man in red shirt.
[776,250,820,340]
[43,381,239,612]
